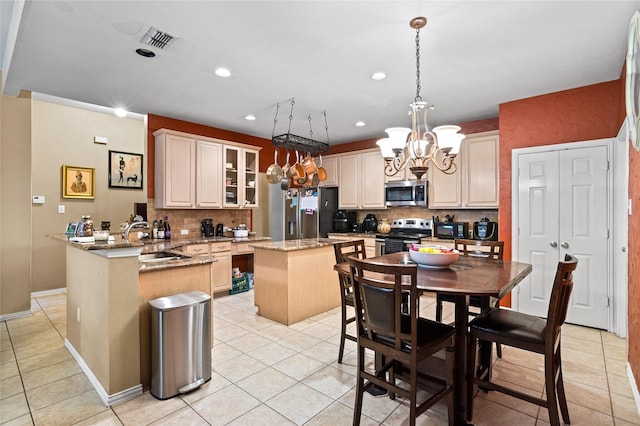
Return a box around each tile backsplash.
[354,207,498,224]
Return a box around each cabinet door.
[211,251,232,292]
[428,155,462,208]
[184,243,210,256]
[464,133,499,208]
[223,146,240,207]
[320,156,338,187]
[196,141,222,208]
[157,134,196,208]
[243,148,259,207]
[360,151,385,208]
[338,154,360,209]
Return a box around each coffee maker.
[201,219,214,237]
[216,223,225,236]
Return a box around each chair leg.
[353,346,365,426]
[496,343,503,358]
[446,345,455,426]
[436,295,443,322]
[544,351,561,426]
[556,348,570,424]
[338,303,347,363]
[466,333,477,422]
[409,360,418,426]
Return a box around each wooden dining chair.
[333,239,366,363]
[466,254,578,426]
[348,256,456,426]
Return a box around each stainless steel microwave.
[384,181,427,207]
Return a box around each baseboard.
[627,362,640,415]
[0,310,31,322]
[31,288,67,297]
[64,339,143,407]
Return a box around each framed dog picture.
[108,150,143,190]
[62,165,95,199]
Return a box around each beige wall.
[1,75,32,316]
[30,101,147,292]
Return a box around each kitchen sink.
[138,252,190,263]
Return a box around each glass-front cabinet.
[223,146,259,208]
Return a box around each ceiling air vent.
[140,26,176,50]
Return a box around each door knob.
[550,241,558,248]
[561,242,569,248]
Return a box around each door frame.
[511,138,623,335]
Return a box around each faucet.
[123,221,148,240]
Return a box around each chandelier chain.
[272,103,280,137]
[324,110,331,144]
[307,114,313,141]
[415,27,422,103]
[287,98,295,134]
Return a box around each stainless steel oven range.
[375,218,433,256]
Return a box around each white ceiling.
[2,1,638,145]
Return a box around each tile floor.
[1,290,639,425]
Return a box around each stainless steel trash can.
[149,291,211,400]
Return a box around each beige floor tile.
[301,340,341,365]
[70,409,122,425]
[1,413,34,426]
[561,345,606,371]
[113,391,186,425]
[236,367,297,402]
[608,371,634,397]
[338,387,401,422]
[562,334,604,355]
[225,331,273,353]
[11,329,62,350]
[6,321,54,339]
[1,359,19,380]
[214,353,268,382]
[211,341,243,364]
[0,375,24,399]
[31,389,108,426]
[273,352,325,381]
[179,371,232,404]
[611,394,640,424]
[300,322,340,341]
[475,378,542,418]
[278,332,323,352]
[562,377,611,415]
[257,323,300,342]
[383,402,450,426]
[150,406,208,425]
[601,331,626,348]
[562,358,609,390]
[266,382,334,425]
[13,335,64,360]
[16,347,73,374]
[498,346,545,372]
[190,384,261,425]
[235,313,276,332]
[537,400,613,425]
[605,356,628,377]
[468,397,537,426]
[0,348,16,365]
[490,359,545,392]
[246,341,297,366]
[0,392,30,424]
[226,403,296,426]
[614,418,640,426]
[302,365,355,399]
[604,344,627,362]
[307,401,379,426]
[213,323,251,342]
[562,324,602,343]
[25,372,93,410]
[21,358,81,391]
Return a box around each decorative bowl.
[408,244,459,269]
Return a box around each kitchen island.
[250,238,341,325]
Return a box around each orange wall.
[628,117,640,388]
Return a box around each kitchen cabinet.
[181,241,232,292]
[428,130,499,209]
[336,149,385,209]
[154,132,196,208]
[223,146,259,208]
[196,141,223,208]
[319,156,338,187]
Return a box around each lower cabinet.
[210,242,232,293]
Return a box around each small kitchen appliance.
[362,214,378,233]
[384,180,427,207]
[333,210,357,233]
[433,217,469,240]
[375,218,432,256]
[215,223,224,236]
[201,219,214,237]
[473,217,498,241]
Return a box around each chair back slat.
[545,254,578,343]
[454,239,504,260]
[348,257,417,351]
[333,239,367,264]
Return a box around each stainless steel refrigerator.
[269,186,338,241]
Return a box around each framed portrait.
[62,165,95,199]
[108,150,143,189]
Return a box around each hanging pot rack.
[271,98,330,156]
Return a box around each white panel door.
[516,145,609,329]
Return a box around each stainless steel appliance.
[375,218,432,256]
[433,220,469,240]
[362,214,378,233]
[385,180,427,207]
[333,210,357,233]
[215,223,224,236]
[269,186,339,240]
[201,219,214,237]
[473,217,498,241]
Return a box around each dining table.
[335,251,532,426]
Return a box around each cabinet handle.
[550,241,558,248]
[561,242,569,249]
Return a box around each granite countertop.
[138,252,217,272]
[141,235,271,253]
[250,238,343,252]
[48,233,144,250]
[327,232,379,238]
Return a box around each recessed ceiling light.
[215,68,231,77]
[114,108,127,118]
[371,72,386,81]
[245,115,256,121]
[355,121,366,127]
[135,48,156,58]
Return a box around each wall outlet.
[76,307,80,322]
[58,205,65,214]
[180,229,189,235]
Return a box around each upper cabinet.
[334,149,385,209]
[428,130,499,209]
[319,156,338,187]
[154,129,260,209]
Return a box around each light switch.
[32,195,45,204]
[58,205,65,214]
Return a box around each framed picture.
[108,150,143,189]
[62,165,95,199]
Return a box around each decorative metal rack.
[271,133,328,156]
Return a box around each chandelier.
[377,17,465,182]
